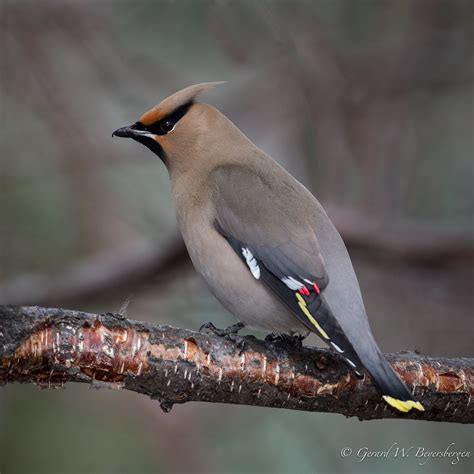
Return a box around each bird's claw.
[199,321,247,352]
[199,321,245,341]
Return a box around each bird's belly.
[181,224,305,334]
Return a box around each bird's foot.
[199,321,247,352]
[265,332,306,349]
[199,321,245,342]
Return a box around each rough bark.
[0,305,472,423]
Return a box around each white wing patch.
[330,342,344,353]
[281,276,304,290]
[345,358,357,368]
[242,247,260,279]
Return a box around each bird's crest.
[139,82,226,126]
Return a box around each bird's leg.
[265,331,308,348]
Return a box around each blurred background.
[1,0,473,473]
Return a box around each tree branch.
[1,305,472,423]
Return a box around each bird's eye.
[160,119,175,134]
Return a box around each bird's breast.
[172,198,305,333]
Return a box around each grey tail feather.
[362,350,415,401]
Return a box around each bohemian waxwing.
[113,82,424,413]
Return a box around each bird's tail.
[361,348,424,413]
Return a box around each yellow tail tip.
[382,396,425,413]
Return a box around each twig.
[1,306,472,423]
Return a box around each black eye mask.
[136,100,194,136]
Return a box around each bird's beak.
[112,125,156,140]
[112,126,137,138]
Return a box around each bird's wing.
[210,164,363,375]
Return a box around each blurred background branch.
[1,206,472,307]
[0,239,188,307]
[1,306,472,424]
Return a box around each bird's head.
[112,82,227,171]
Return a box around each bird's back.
[211,152,371,324]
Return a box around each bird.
[112,82,424,413]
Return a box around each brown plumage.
[112,83,424,413]
[138,82,225,126]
